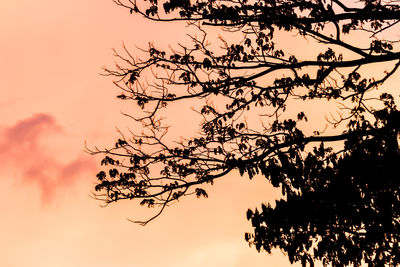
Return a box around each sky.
[2,1,399,266]
[0,1,306,266]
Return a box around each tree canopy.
[89,0,400,266]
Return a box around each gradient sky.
[2,0,396,266]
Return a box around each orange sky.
[3,0,397,266]
[0,1,307,266]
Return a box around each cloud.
[0,113,96,203]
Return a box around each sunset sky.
[3,1,399,266]
[0,1,306,266]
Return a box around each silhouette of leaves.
[90,0,400,265]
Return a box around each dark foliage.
[89,0,400,265]
[247,106,400,266]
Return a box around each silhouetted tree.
[89,0,400,265]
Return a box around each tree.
[89,0,400,266]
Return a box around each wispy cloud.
[0,113,96,203]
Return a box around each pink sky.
[0,1,306,266]
[4,0,397,266]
